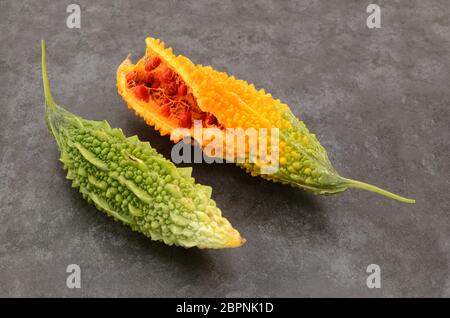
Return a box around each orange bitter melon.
[116,36,415,203]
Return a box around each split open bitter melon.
[42,40,244,249]
[117,36,415,204]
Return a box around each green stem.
[342,177,415,204]
[41,39,56,110]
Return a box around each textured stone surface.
[0,0,449,297]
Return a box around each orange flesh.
[125,55,222,130]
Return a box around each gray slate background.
[0,0,449,297]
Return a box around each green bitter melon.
[42,40,244,249]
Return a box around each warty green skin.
[41,41,244,249]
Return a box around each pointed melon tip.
[227,236,246,249]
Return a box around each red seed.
[151,79,161,89]
[179,111,192,128]
[166,83,178,96]
[191,111,206,121]
[134,84,149,102]
[205,113,218,126]
[178,84,188,96]
[161,68,174,82]
[126,71,137,82]
[160,105,171,117]
[145,56,161,71]
[144,72,154,85]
